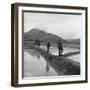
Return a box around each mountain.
[24,28,80,44]
[66,39,80,44]
[24,28,67,44]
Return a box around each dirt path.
[36,48,80,75]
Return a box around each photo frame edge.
[11,3,19,87]
[11,3,88,87]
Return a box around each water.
[68,54,80,62]
[24,49,58,77]
[24,46,80,77]
[40,46,80,62]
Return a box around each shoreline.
[35,48,80,75]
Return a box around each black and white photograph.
[23,11,81,78]
[11,3,87,87]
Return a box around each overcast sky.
[24,12,82,39]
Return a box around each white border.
[18,6,86,84]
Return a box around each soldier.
[34,39,40,48]
[38,40,40,48]
[47,42,51,53]
[57,40,63,56]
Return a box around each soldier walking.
[57,40,63,56]
[47,42,51,53]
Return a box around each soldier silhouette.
[34,39,40,48]
[38,40,40,48]
[57,40,63,56]
[47,42,51,53]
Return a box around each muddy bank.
[36,48,80,75]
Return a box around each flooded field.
[24,46,80,77]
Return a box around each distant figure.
[34,39,40,48]
[57,40,63,56]
[38,40,40,48]
[47,42,51,53]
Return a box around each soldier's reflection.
[46,61,50,72]
[36,52,40,59]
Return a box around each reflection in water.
[24,46,80,77]
[46,61,50,72]
[37,52,40,59]
[24,49,58,77]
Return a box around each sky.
[24,12,82,39]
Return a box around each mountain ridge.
[24,28,80,44]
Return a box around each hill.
[24,28,67,44]
[24,28,80,44]
[66,39,80,44]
